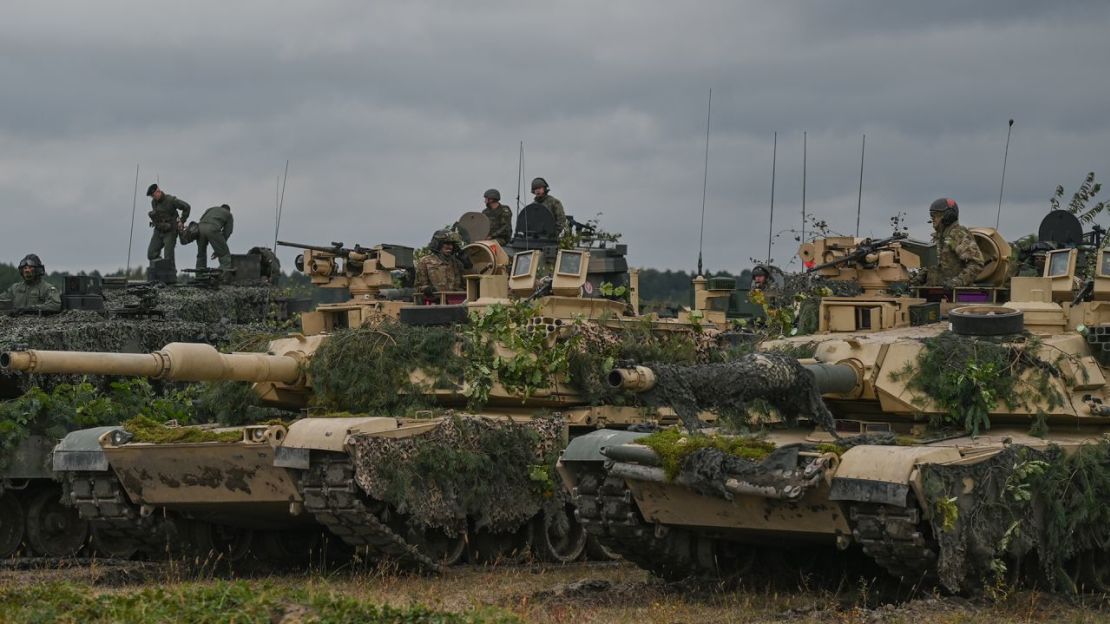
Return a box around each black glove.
[422,285,435,298]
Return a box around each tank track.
[850,503,937,581]
[63,471,169,554]
[299,455,441,573]
[572,468,719,580]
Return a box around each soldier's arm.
[950,229,986,287]
[225,212,234,239]
[175,198,191,222]
[553,200,567,235]
[414,259,431,291]
[29,283,61,313]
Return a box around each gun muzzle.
[607,366,657,392]
[1,343,304,385]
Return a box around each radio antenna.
[801,131,807,244]
[126,164,140,276]
[995,119,1014,229]
[767,131,777,265]
[273,160,289,251]
[855,134,866,237]
[516,141,524,215]
[697,88,712,276]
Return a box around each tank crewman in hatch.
[146,183,191,271]
[482,189,513,245]
[1,254,61,313]
[415,230,467,300]
[530,177,567,238]
[195,203,235,275]
[920,197,985,288]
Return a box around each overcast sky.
[2,1,1108,274]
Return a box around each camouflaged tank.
[1,213,742,569]
[0,247,305,558]
[558,223,1110,593]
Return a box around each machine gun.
[112,283,164,319]
[277,240,373,258]
[805,232,909,274]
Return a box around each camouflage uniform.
[482,203,513,245]
[534,194,567,237]
[195,204,234,272]
[147,193,191,268]
[415,253,465,293]
[1,279,61,313]
[930,222,985,287]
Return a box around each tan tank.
[3,221,737,568]
[558,243,1110,593]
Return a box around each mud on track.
[0,558,1107,623]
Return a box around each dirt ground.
[0,558,1107,623]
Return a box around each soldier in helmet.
[195,203,235,277]
[1,254,61,313]
[530,177,567,237]
[482,189,513,245]
[751,265,775,291]
[922,198,985,288]
[415,230,466,300]
[146,183,191,271]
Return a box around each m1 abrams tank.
[0,247,302,557]
[0,214,736,568]
[558,227,1110,593]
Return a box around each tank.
[0,247,303,557]
[0,223,740,568]
[558,240,1110,593]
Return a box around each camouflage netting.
[638,352,838,433]
[922,441,1110,593]
[0,286,280,396]
[349,414,564,535]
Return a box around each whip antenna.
[516,141,523,215]
[995,119,1014,229]
[767,132,777,265]
[856,134,866,237]
[801,131,807,243]
[273,160,289,251]
[126,164,140,276]
[697,88,712,276]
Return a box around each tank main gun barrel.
[608,361,859,396]
[1,343,304,385]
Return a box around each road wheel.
[0,493,25,557]
[532,504,587,563]
[89,528,139,559]
[949,306,1024,336]
[585,535,621,561]
[404,526,466,567]
[468,524,532,565]
[25,487,87,557]
[187,521,253,563]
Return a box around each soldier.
[924,198,985,287]
[195,203,235,276]
[415,230,466,299]
[482,189,513,245]
[146,183,191,271]
[530,177,567,237]
[1,254,61,313]
[750,265,771,291]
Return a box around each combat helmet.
[531,177,549,192]
[483,189,501,201]
[17,254,45,279]
[429,229,456,254]
[929,198,959,227]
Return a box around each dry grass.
[0,559,1107,623]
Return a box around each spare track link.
[572,468,714,580]
[850,503,937,582]
[300,455,441,573]
[64,471,166,553]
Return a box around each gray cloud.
[0,1,1107,275]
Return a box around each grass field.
[0,559,1106,623]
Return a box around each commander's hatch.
[509,250,540,297]
[1044,248,1077,302]
[1094,249,1110,300]
[551,250,590,296]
